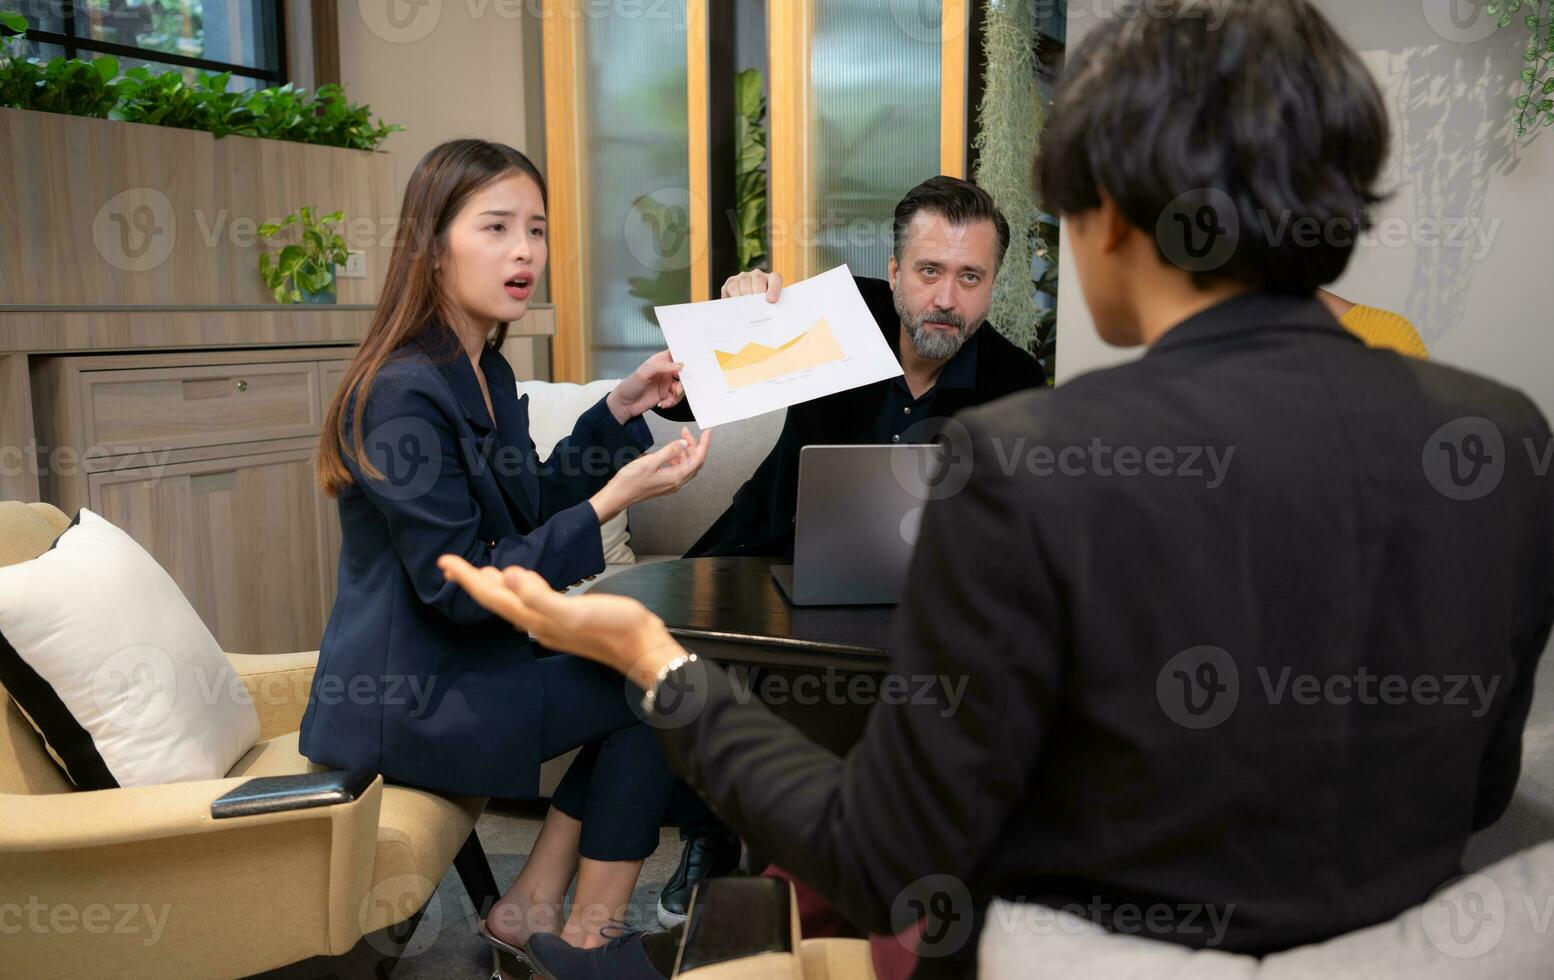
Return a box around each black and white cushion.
[0,509,260,789]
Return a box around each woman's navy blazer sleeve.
[298,342,653,797]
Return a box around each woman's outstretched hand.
[589,426,712,525]
[436,556,685,689]
[607,350,686,423]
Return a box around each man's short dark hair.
[894,176,1012,268]
[1037,0,1389,292]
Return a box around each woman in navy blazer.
[298,139,710,971]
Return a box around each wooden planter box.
[0,106,397,308]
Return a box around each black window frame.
[12,1,287,87]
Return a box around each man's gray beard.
[910,322,965,360]
[899,303,982,361]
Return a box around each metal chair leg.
[454,829,501,920]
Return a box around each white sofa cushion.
[517,378,635,565]
[978,839,1554,979]
[627,408,786,558]
[0,509,260,789]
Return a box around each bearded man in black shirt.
[661,175,1048,562]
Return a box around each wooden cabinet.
[92,449,327,655]
[32,349,353,654]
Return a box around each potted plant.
[258,206,349,304]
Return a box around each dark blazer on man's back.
[653,292,1554,974]
[299,331,651,798]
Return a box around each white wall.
[333,0,549,375]
[335,0,537,201]
[1054,1,1554,420]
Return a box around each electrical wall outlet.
[340,251,367,279]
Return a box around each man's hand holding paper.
[654,265,905,429]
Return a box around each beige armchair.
[0,501,492,980]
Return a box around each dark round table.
[589,557,896,674]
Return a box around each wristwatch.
[640,652,699,715]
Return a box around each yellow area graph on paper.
[714,318,846,389]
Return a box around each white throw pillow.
[517,378,637,565]
[0,510,260,789]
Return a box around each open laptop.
[771,444,949,606]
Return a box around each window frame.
[14,1,287,86]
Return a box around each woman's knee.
[599,722,674,794]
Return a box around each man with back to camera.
[650,176,1048,927]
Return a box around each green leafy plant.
[1487,0,1554,138]
[242,83,316,142]
[109,66,237,132]
[188,71,258,139]
[258,206,349,304]
[6,54,122,117]
[302,83,404,151]
[0,10,26,59]
[0,12,36,110]
[0,11,119,120]
[0,17,402,151]
[734,68,769,272]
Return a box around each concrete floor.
[393,800,683,979]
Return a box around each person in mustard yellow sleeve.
[1319,289,1430,358]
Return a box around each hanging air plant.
[972,0,1050,378]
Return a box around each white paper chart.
[655,265,904,428]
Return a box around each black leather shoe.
[526,928,664,980]
[656,832,742,927]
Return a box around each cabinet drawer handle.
[235,379,248,392]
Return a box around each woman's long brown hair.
[316,139,548,496]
